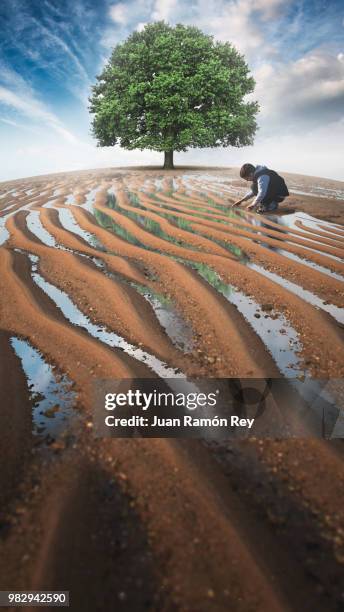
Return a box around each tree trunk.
[163,151,174,169]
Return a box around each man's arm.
[231,189,254,207]
[247,175,270,209]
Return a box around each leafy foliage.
[89,22,258,164]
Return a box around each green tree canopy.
[89,22,258,169]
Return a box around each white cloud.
[0,117,23,128]
[101,0,287,63]
[0,60,33,96]
[0,69,77,143]
[152,0,178,21]
[252,0,287,20]
[109,3,129,25]
[186,0,290,58]
[253,50,344,127]
[102,0,287,58]
[103,0,154,48]
[31,18,90,84]
[136,22,147,32]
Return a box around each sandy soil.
[0,166,343,612]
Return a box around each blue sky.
[0,0,343,181]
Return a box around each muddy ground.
[0,166,343,612]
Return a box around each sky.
[0,0,343,181]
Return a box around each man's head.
[240,163,256,181]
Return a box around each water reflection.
[10,336,76,439]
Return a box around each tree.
[89,22,258,169]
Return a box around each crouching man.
[232,164,289,213]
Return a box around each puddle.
[107,269,194,353]
[10,336,76,440]
[279,234,342,262]
[270,248,344,282]
[268,213,344,248]
[290,188,344,200]
[57,208,105,250]
[24,212,103,277]
[64,186,101,211]
[24,212,100,264]
[0,201,34,246]
[42,198,58,209]
[231,212,344,281]
[154,177,165,191]
[27,254,183,378]
[82,186,102,212]
[144,293,194,352]
[238,211,343,261]
[26,209,108,261]
[247,263,344,324]
[65,193,76,205]
[238,208,344,239]
[26,210,58,247]
[283,211,344,234]
[180,260,305,377]
[172,177,181,191]
[251,212,342,247]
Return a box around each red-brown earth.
[0,167,343,612]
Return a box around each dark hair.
[240,163,255,178]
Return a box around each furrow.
[7,214,190,371]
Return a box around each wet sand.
[0,166,344,612]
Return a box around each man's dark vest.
[252,169,289,204]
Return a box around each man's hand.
[230,199,242,207]
[246,202,256,210]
